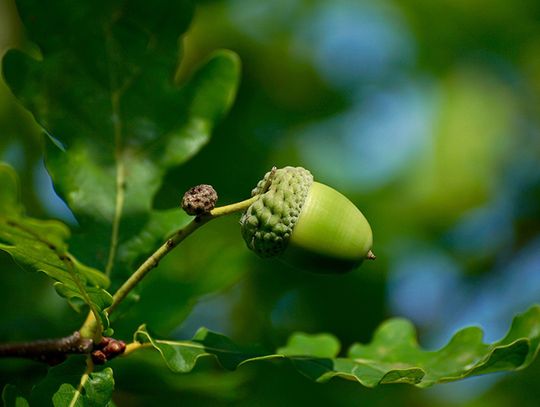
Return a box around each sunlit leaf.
[2,0,240,286]
[277,332,340,359]
[134,305,540,387]
[0,163,111,329]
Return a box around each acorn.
[240,166,374,274]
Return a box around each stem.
[0,194,260,363]
[209,195,259,217]
[106,217,208,315]
[0,332,93,365]
[366,250,376,260]
[79,313,99,340]
[122,341,152,357]
[104,195,260,317]
[62,255,103,340]
[105,91,126,278]
[68,357,93,407]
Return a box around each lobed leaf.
[2,0,241,286]
[0,164,111,330]
[134,325,269,373]
[133,305,540,387]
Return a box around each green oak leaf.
[2,0,240,287]
[134,325,268,373]
[54,283,114,334]
[0,163,111,330]
[133,305,540,387]
[51,370,114,407]
[277,332,340,359]
[29,356,114,407]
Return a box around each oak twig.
[79,194,259,340]
[0,332,93,365]
[0,192,260,364]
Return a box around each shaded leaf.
[0,163,111,330]
[2,385,29,407]
[116,208,191,273]
[52,370,114,407]
[29,356,114,407]
[2,0,240,286]
[134,305,540,387]
[54,284,113,314]
[114,235,251,336]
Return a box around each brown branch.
[0,332,93,365]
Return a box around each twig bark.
[0,193,261,364]
[0,332,93,365]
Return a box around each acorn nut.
[240,166,374,274]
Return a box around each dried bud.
[89,337,127,365]
[91,350,107,365]
[103,340,126,357]
[181,184,218,215]
[97,337,112,348]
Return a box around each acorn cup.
[240,166,375,274]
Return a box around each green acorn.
[240,166,374,274]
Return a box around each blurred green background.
[1,0,540,405]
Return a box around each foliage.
[3,357,114,407]
[0,164,112,331]
[1,0,540,405]
[3,0,239,288]
[134,305,540,388]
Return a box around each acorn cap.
[240,166,313,257]
[240,166,374,274]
